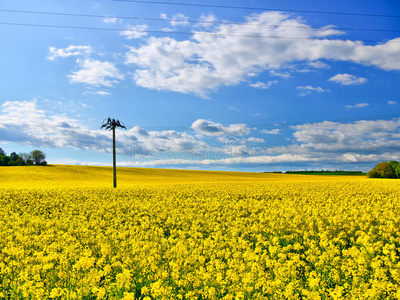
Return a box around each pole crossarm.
[101,117,127,131]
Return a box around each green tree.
[388,161,399,178]
[394,164,400,179]
[367,168,378,178]
[10,152,19,162]
[30,150,46,165]
[19,152,29,164]
[15,157,25,166]
[8,160,16,166]
[0,148,5,156]
[0,155,10,166]
[374,161,394,178]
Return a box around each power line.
[113,0,400,19]
[1,21,398,44]
[1,8,399,33]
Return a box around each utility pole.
[101,118,127,188]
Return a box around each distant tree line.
[0,148,47,166]
[367,161,400,178]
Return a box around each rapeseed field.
[0,166,399,299]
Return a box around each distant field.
[0,164,367,188]
[2,165,400,299]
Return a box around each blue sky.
[0,0,399,172]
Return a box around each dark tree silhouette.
[101,118,127,188]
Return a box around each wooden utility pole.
[101,118,127,188]
[113,126,116,188]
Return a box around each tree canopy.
[0,149,47,166]
[367,161,400,178]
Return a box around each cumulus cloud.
[247,137,265,143]
[48,45,92,60]
[125,11,400,96]
[68,59,124,87]
[95,91,111,96]
[308,60,330,69]
[170,13,189,26]
[124,117,400,167]
[297,86,328,96]
[269,70,291,78]
[104,17,118,24]
[249,81,277,89]
[0,100,206,155]
[121,24,148,39]
[329,73,367,85]
[282,119,400,156]
[345,103,369,110]
[261,129,281,135]
[191,119,251,136]
[388,101,397,105]
[195,14,217,28]
[160,13,190,27]
[2,100,399,168]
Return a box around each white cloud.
[329,73,367,85]
[48,45,92,60]
[195,14,217,28]
[308,60,330,69]
[191,119,251,136]
[117,153,319,167]
[229,106,239,112]
[95,91,111,96]
[261,129,281,135]
[283,119,400,156]
[345,103,369,110]
[2,100,399,167]
[269,70,291,78]
[68,59,124,87]
[0,100,206,155]
[170,13,189,26]
[388,101,397,105]
[121,24,148,39]
[313,25,345,37]
[297,86,328,96]
[125,11,400,96]
[247,137,265,143]
[161,27,177,32]
[160,13,189,26]
[244,118,400,167]
[104,17,118,24]
[249,81,277,89]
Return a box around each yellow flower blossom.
[0,168,399,299]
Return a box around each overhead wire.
[113,0,400,18]
[0,5,397,157]
[0,6,398,132]
[0,21,399,44]
[0,8,399,33]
